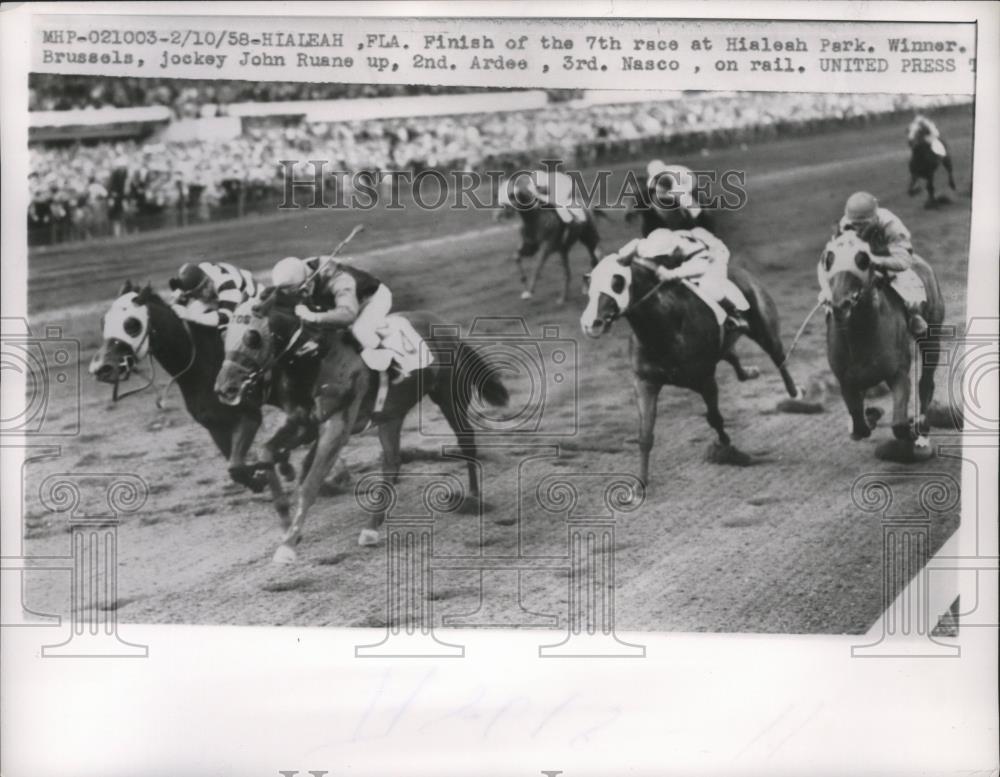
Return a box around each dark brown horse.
[908,128,956,208]
[495,184,605,305]
[89,281,286,498]
[821,231,945,458]
[581,254,803,486]
[214,299,509,563]
[624,174,719,237]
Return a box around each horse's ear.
[118,279,136,296]
[854,251,871,271]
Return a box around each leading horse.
[821,231,945,459]
[89,281,287,499]
[214,298,510,563]
[495,184,605,304]
[581,254,804,486]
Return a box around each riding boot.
[906,303,929,337]
[720,299,751,334]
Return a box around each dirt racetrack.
[20,107,972,633]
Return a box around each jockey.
[271,254,396,373]
[168,260,259,331]
[614,226,750,332]
[907,114,948,157]
[517,169,584,224]
[819,191,929,337]
[646,160,702,222]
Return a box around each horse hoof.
[739,366,761,381]
[865,407,884,429]
[875,438,936,463]
[705,442,753,466]
[272,544,298,564]
[775,393,824,414]
[358,529,380,547]
[520,290,533,300]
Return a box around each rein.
[614,257,669,320]
[111,326,153,402]
[110,315,198,409]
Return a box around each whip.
[779,300,824,369]
[300,224,365,291]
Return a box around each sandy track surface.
[20,109,972,632]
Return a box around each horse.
[214,298,510,563]
[580,254,803,486]
[821,231,945,459]
[624,174,719,237]
[908,128,956,208]
[495,183,604,305]
[88,281,286,502]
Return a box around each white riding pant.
[695,273,750,311]
[351,284,393,350]
[890,268,927,307]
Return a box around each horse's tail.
[459,343,510,407]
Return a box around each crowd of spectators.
[29,75,578,116]
[28,90,970,244]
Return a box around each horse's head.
[89,280,157,384]
[580,254,633,338]
[214,298,277,407]
[820,231,879,324]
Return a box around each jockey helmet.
[272,256,309,288]
[844,191,878,226]
[636,228,686,260]
[646,159,669,181]
[173,262,208,293]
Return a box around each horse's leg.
[699,377,731,447]
[916,340,938,435]
[273,410,354,564]
[523,243,553,300]
[925,173,938,208]
[429,385,480,499]
[225,415,270,493]
[743,296,803,398]
[722,351,760,382]
[943,156,957,190]
[633,376,661,486]
[556,248,571,306]
[887,370,915,441]
[841,381,875,440]
[358,415,405,547]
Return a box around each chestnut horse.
[821,231,945,457]
[214,298,509,563]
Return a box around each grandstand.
[26,78,971,246]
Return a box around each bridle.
[110,310,197,409]
[612,257,671,322]
[222,320,307,403]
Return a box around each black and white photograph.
[2,4,997,776]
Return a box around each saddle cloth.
[371,314,434,374]
[929,137,947,157]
